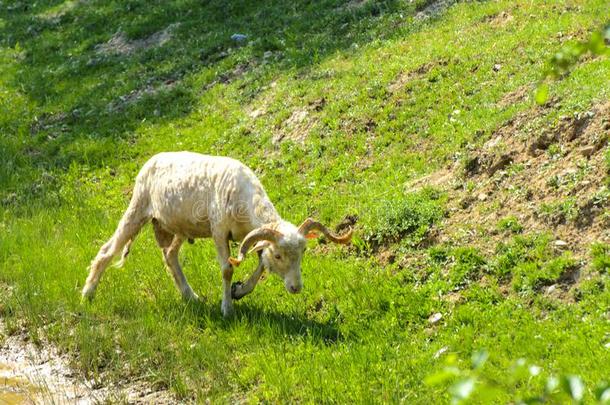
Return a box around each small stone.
[249,108,265,118]
[477,192,488,201]
[428,312,443,324]
[553,240,568,249]
[263,51,273,59]
[560,168,577,176]
[546,284,557,294]
[230,33,248,42]
[579,145,596,158]
[484,136,502,149]
[493,64,502,72]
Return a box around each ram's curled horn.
[228,227,282,266]
[298,218,353,244]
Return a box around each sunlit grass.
[1,0,609,402]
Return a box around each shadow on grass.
[0,0,406,178]
[183,299,344,345]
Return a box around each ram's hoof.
[183,292,200,302]
[221,302,234,318]
[81,287,95,303]
[231,281,245,300]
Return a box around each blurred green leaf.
[546,376,560,394]
[561,375,584,402]
[538,23,608,102]
[424,367,460,386]
[445,353,459,366]
[588,32,606,55]
[535,83,549,105]
[521,397,545,405]
[512,358,530,381]
[594,381,610,403]
[450,377,476,403]
[471,350,488,370]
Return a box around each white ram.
[82,152,352,316]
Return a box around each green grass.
[1,0,610,402]
[364,187,445,247]
[591,243,610,274]
[497,216,524,234]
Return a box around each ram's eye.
[274,254,282,260]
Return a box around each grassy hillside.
[1,0,609,402]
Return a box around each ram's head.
[229,218,352,293]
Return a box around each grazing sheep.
[82,152,352,317]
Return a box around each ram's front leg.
[231,257,265,300]
[214,236,234,317]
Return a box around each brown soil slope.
[414,101,609,259]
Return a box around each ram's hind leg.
[161,235,198,301]
[153,219,198,301]
[82,205,148,300]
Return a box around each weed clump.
[491,234,578,292]
[497,216,523,234]
[365,187,445,248]
[538,198,578,225]
[590,242,609,273]
[429,245,487,289]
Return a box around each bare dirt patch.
[245,80,278,119]
[36,0,87,22]
[106,80,178,113]
[337,0,368,12]
[388,62,435,93]
[415,0,458,20]
[485,11,514,27]
[95,24,179,57]
[423,101,610,260]
[497,85,531,109]
[204,62,255,92]
[30,111,71,137]
[273,97,326,144]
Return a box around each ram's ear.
[304,232,319,240]
[249,240,271,254]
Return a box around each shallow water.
[0,362,38,404]
[0,319,173,404]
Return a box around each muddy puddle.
[0,362,39,404]
[0,327,97,404]
[0,320,175,404]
